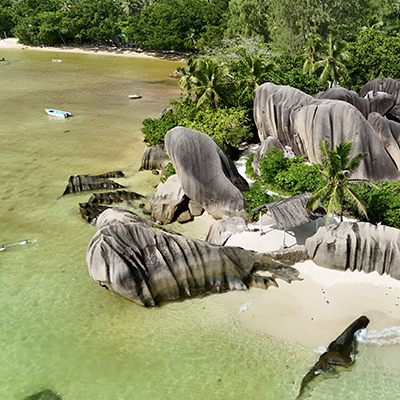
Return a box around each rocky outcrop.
[367,112,400,167]
[205,215,248,244]
[24,389,62,400]
[305,222,400,280]
[63,172,125,195]
[142,174,188,224]
[79,190,145,223]
[359,77,400,120]
[254,83,400,181]
[298,316,370,399]
[140,144,169,171]
[86,208,300,307]
[314,87,396,119]
[165,126,250,220]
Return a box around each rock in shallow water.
[86,208,300,306]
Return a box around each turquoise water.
[1,48,400,399]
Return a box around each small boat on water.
[45,109,72,118]
[129,94,142,99]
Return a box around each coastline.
[0,37,187,61]
[225,219,400,349]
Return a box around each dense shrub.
[161,162,176,183]
[243,182,282,221]
[352,181,400,229]
[141,99,252,152]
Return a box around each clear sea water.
[1,48,400,400]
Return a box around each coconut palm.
[302,34,324,76]
[306,140,376,223]
[238,53,276,103]
[311,35,349,88]
[181,58,235,108]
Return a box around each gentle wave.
[238,299,253,313]
[356,326,400,346]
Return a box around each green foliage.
[225,0,269,42]
[351,181,400,229]
[306,140,372,222]
[0,0,14,38]
[259,147,288,185]
[245,153,256,179]
[142,99,251,151]
[141,110,178,146]
[347,28,400,90]
[243,182,282,221]
[161,162,176,183]
[274,159,324,196]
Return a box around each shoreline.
[0,37,187,61]
[225,219,400,349]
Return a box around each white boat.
[129,94,142,99]
[45,109,72,118]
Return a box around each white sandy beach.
[225,217,400,349]
[0,37,180,59]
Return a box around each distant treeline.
[1,0,400,53]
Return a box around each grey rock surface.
[86,208,300,306]
[142,174,188,224]
[305,222,400,280]
[314,87,396,119]
[140,144,169,171]
[254,83,400,181]
[165,126,249,220]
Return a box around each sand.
[0,37,184,60]
[225,217,400,349]
[3,35,398,349]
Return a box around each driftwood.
[297,316,370,399]
[62,171,125,195]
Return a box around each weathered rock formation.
[142,174,188,224]
[79,190,145,223]
[87,189,144,205]
[359,77,400,120]
[305,222,400,279]
[314,86,396,119]
[86,208,300,307]
[254,82,400,181]
[165,126,250,220]
[140,143,169,171]
[63,172,125,195]
[297,316,370,399]
[367,112,400,167]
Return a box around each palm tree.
[238,53,276,104]
[180,58,235,108]
[311,35,349,88]
[306,140,376,223]
[178,57,198,94]
[302,34,324,76]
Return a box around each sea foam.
[356,326,400,346]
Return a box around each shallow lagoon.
[1,48,400,399]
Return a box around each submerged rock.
[86,208,300,307]
[23,389,62,400]
[297,316,370,399]
[305,222,400,279]
[63,172,125,195]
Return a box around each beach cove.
[1,39,400,399]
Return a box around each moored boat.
[129,94,142,99]
[45,109,72,118]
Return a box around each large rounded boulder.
[86,208,300,306]
[254,83,400,182]
[305,222,400,280]
[165,126,250,220]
